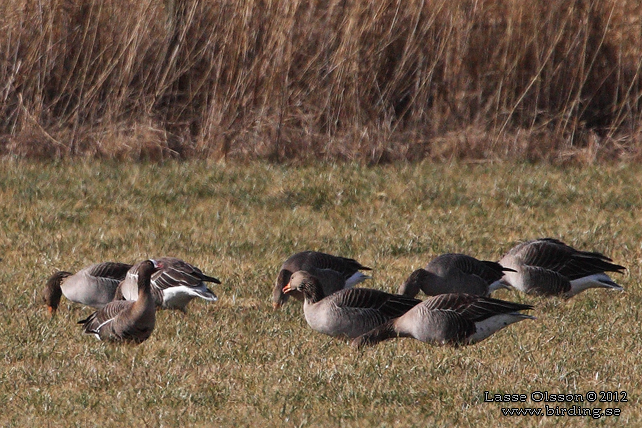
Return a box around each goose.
[498,238,626,297]
[283,270,420,339]
[78,259,162,344]
[352,293,534,348]
[114,257,220,312]
[398,253,512,298]
[288,265,355,300]
[43,262,133,315]
[272,251,372,309]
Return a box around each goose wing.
[328,288,421,318]
[84,262,132,280]
[78,300,133,333]
[439,254,509,283]
[509,238,625,280]
[152,257,221,291]
[508,239,572,271]
[421,293,533,322]
[284,251,371,278]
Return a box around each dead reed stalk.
[0,0,640,162]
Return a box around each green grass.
[0,160,640,426]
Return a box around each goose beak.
[47,306,56,316]
[283,282,292,293]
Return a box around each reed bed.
[1,0,641,162]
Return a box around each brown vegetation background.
[1,0,641,162]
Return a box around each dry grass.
[0,160,640,426]
[1,0,642,162]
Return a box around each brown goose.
[114,257,220,312]
[272,251,372,309]
[498,238,626,297]
[284,270,420,339]
[43,262,132,315]
[398,253,512,298]
[352,293,534,348]
[78,259,161,344]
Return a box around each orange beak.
[47,306,56,316]
[283,282,292,293]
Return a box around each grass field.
[0,160,640,426]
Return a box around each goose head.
[43,271,72,316]
[398,268,431,297]
[283,270,325,303]
[139,259,163,283]
[272,269,294,309]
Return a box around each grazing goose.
[284,270,420,339]
[398,253,512,298]
[289,265,355,300]
[352,293,534,348]
[272,251,372,309]
[78,259,162,344]
[43,262,133,315]
[114,257,220,312]
[498,238,626,297]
